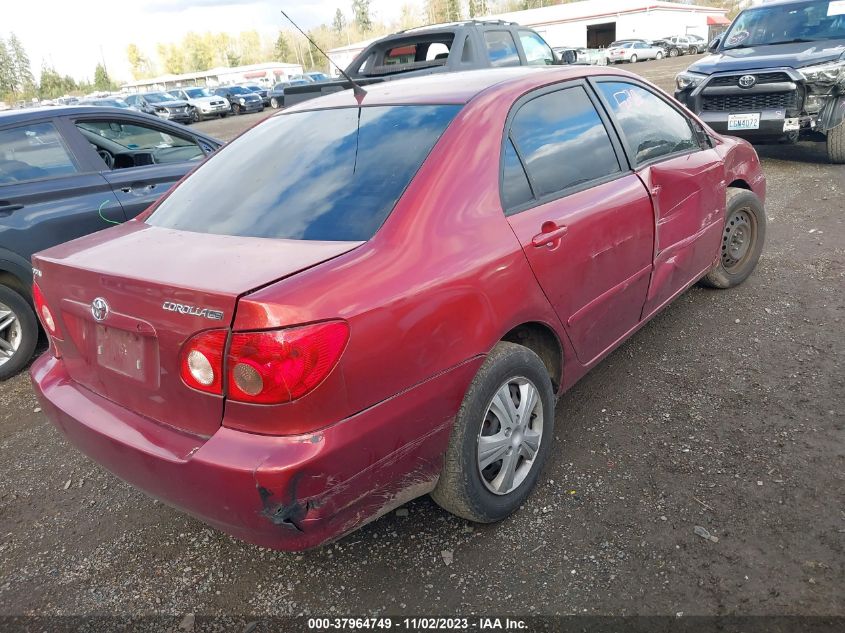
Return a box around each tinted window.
[148,105,460,241]
[509,87,620,198]
[596,81,698,165]
[0,122,77,184]
[519,31,554,66]
[485,31,520,67]
[76,119,205,168]
[502,139,533,212]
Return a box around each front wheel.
[826,122,845,164]
[431,342,555,523]
[232,103,241,116]
[0,285,39,380]
[630,54,638,63]
[669,48,679,57]
[656,51,664,60]
[700,187,767,289]
[190,107,201,123]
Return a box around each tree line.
[1,32,119,104]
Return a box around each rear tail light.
[178,321,349,404]
[32,283,57,336]
[180,330,227,395]
[227,321,349,404]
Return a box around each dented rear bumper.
[31,354,482,550]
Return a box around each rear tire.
[826,122,845,164]
[431,342,555,523]
[700,187,766,289]
[630,54,638,63]
[270,97,279,109]
[0,285,38,381]
[656,51,664,60]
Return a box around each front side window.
[0,122,77,184]
[508,87,620,200]
[184,88,211,98]
[148,105,461,241]
[76,120,205,167]
[519,31,555,66]
[485,31,521,67]
[596,81,698,165]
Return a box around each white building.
[326,0,731,72]
[122,62,304,93]
[490,0,730,49]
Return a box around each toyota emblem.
[738,75,757,88]
[91,297,110,322]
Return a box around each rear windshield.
[147,104,460,241]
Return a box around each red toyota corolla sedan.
[30,66,766,550]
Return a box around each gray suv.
[0,106,221,378]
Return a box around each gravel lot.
[1,56,843,621]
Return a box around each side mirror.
[708,37,720,53]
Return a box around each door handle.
[531,222,569,248]
[120,184,156,194]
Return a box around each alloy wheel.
[477,377,544,496]
[0,302,22,367]
[721,208,756,271]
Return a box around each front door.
[502,83,655,364]
[592,79,726,318]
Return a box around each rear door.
[502,82,655,364]
[68,114,212,219]
[0,116,124,269]
[592,78,725,318]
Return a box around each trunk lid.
[33,222,361,436]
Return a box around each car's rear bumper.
[31,354,481,550]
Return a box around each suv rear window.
[147,105,460,241]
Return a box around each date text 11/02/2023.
[306,617,529,630]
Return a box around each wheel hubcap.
[0,302,22,366]
[477,377,544,496]
[721,208,755,271]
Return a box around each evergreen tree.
[93,63,112,91]
[275,33,292,63]
[7,34,35,95]
[352,0,372,32]
[0,38,16,99]
[333,8,347,35]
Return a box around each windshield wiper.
[766,38,817,45]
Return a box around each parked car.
[268,79,310,109]
[291,72,331,83]
[650,38,682,58]
[664,35,705,55]
[169,87,230,122]
[30,67,766,550]
[674,0,845,163]
[78,97,136,110]
[0,106,222,378]
[284,20,560,108]
[239,83,270,106]
[124,92,193,124]
[212,86,263,115]
[606,41,665,63]
[608,39,647,48]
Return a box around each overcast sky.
[4,0,405,82]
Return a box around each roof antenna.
[281,9,368,104]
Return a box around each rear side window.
[508,87,620,200]
[485,31,521,67]
[0,122,77,184]
[502,139,533,212]
[596,81,698,165]
[147,105,460,241]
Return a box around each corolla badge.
[91,297,110,322]
[738,75,757,88]
[162,301,224,321]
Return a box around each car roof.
[283,66,638,112]
[0,105,137,123]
